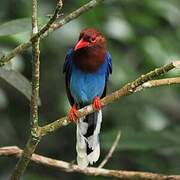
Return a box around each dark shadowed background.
[0,0,180,179]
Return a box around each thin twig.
[38,0,63,36]
[98,131,121,168]
[142,77,180,88]
[1,146,179,180]
[0,0,104,67]
[40,61,180,136]
[10,0,41,179]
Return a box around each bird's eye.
[79,33,84,40]
[91,37,96,42]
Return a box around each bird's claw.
[68,104,78,122]
[93,96,102,110]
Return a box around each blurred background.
[0,0,180,179]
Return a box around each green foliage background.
[0,0,180,179]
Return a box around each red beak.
[74,39,89,51]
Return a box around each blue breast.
[70,63,107,105]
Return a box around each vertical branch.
[31,0,40,132]
[10,0,41,179]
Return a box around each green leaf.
[0,18,31,36]
[0,68,40,104]
[0,17,47,37]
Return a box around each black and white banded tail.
[76,110,102,168]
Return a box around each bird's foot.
[93,96,102,110]
[68,104,78,122]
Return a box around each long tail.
[76,110,102,168]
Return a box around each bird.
[63,28,112,168]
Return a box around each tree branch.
[37,0,63,37]
[141,77,180,89]
[40,61,180,136]
[10,0,41,179]
[0,0,104,67]
[30,0,40,131]
[9,137,40,180]
[1,146,179,180]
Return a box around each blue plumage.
[63,48,112,105]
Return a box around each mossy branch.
[9,0,41,179]
[40,61,180,136]
[0,0,104,67]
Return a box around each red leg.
[68,104,78,122]
[93,96,102,110]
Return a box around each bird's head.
[74,28,106,51]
